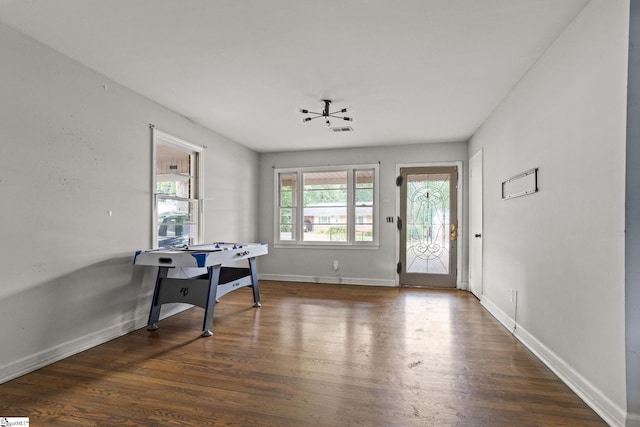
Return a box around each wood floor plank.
[0,281,606,426]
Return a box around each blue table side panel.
[191,253,210,268]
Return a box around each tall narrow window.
[152,128,203,248]
[355,169,374,242]
[274,164,378,247]
[278,172,297,241]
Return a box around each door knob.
[475,233,482,238]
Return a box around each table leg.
[201,265,221,337]
[147,266,169,331]
[248,257,261,307]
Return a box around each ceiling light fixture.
[299,99,353,128]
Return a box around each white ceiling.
[0,0,589,153]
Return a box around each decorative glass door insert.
[399,166,458,287]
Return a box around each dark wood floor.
[1,281,606,426]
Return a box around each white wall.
[468,0,629,425]
[258,142,468,286]
[0,22,259,382]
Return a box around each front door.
[398,166,458,287]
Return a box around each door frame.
[395,161,464,288]
[469,150,483,298]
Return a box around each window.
[355,169,374,242]
[303,170,348,242]
[152,128,204,248]
[275,164,378,246]
[278,172,296,241]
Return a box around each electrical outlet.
[333,260,339,271]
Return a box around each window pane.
[279,208,295,241]
[356,224,373,241]
[303,171,347,206]
[279,173,297,207]
[302,207,348,219]
[355,169,374,186]
[303,206,347,242]
[304,223,347,241]
[304,188,346,205]
[157,198,198,247]
[355,188,373,204]
[303,171,347,242]
[356,206,373,242]
[156,145,192,198]
[356,207,373,221]
[356,170,374,241]
[279,173,297,241]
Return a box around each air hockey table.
[134,242,268,337]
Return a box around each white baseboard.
[480,296,515,332]
[0,304,190,385]
[259,275,471,289]
[259,274,396,287]
[514,325,626,427]
[480,295,626,427]
[0,317,144,384]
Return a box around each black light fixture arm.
[328,114,353,121]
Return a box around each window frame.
[273,164,379,249]
[151,128,204,248]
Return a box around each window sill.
[274,242,380,250]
